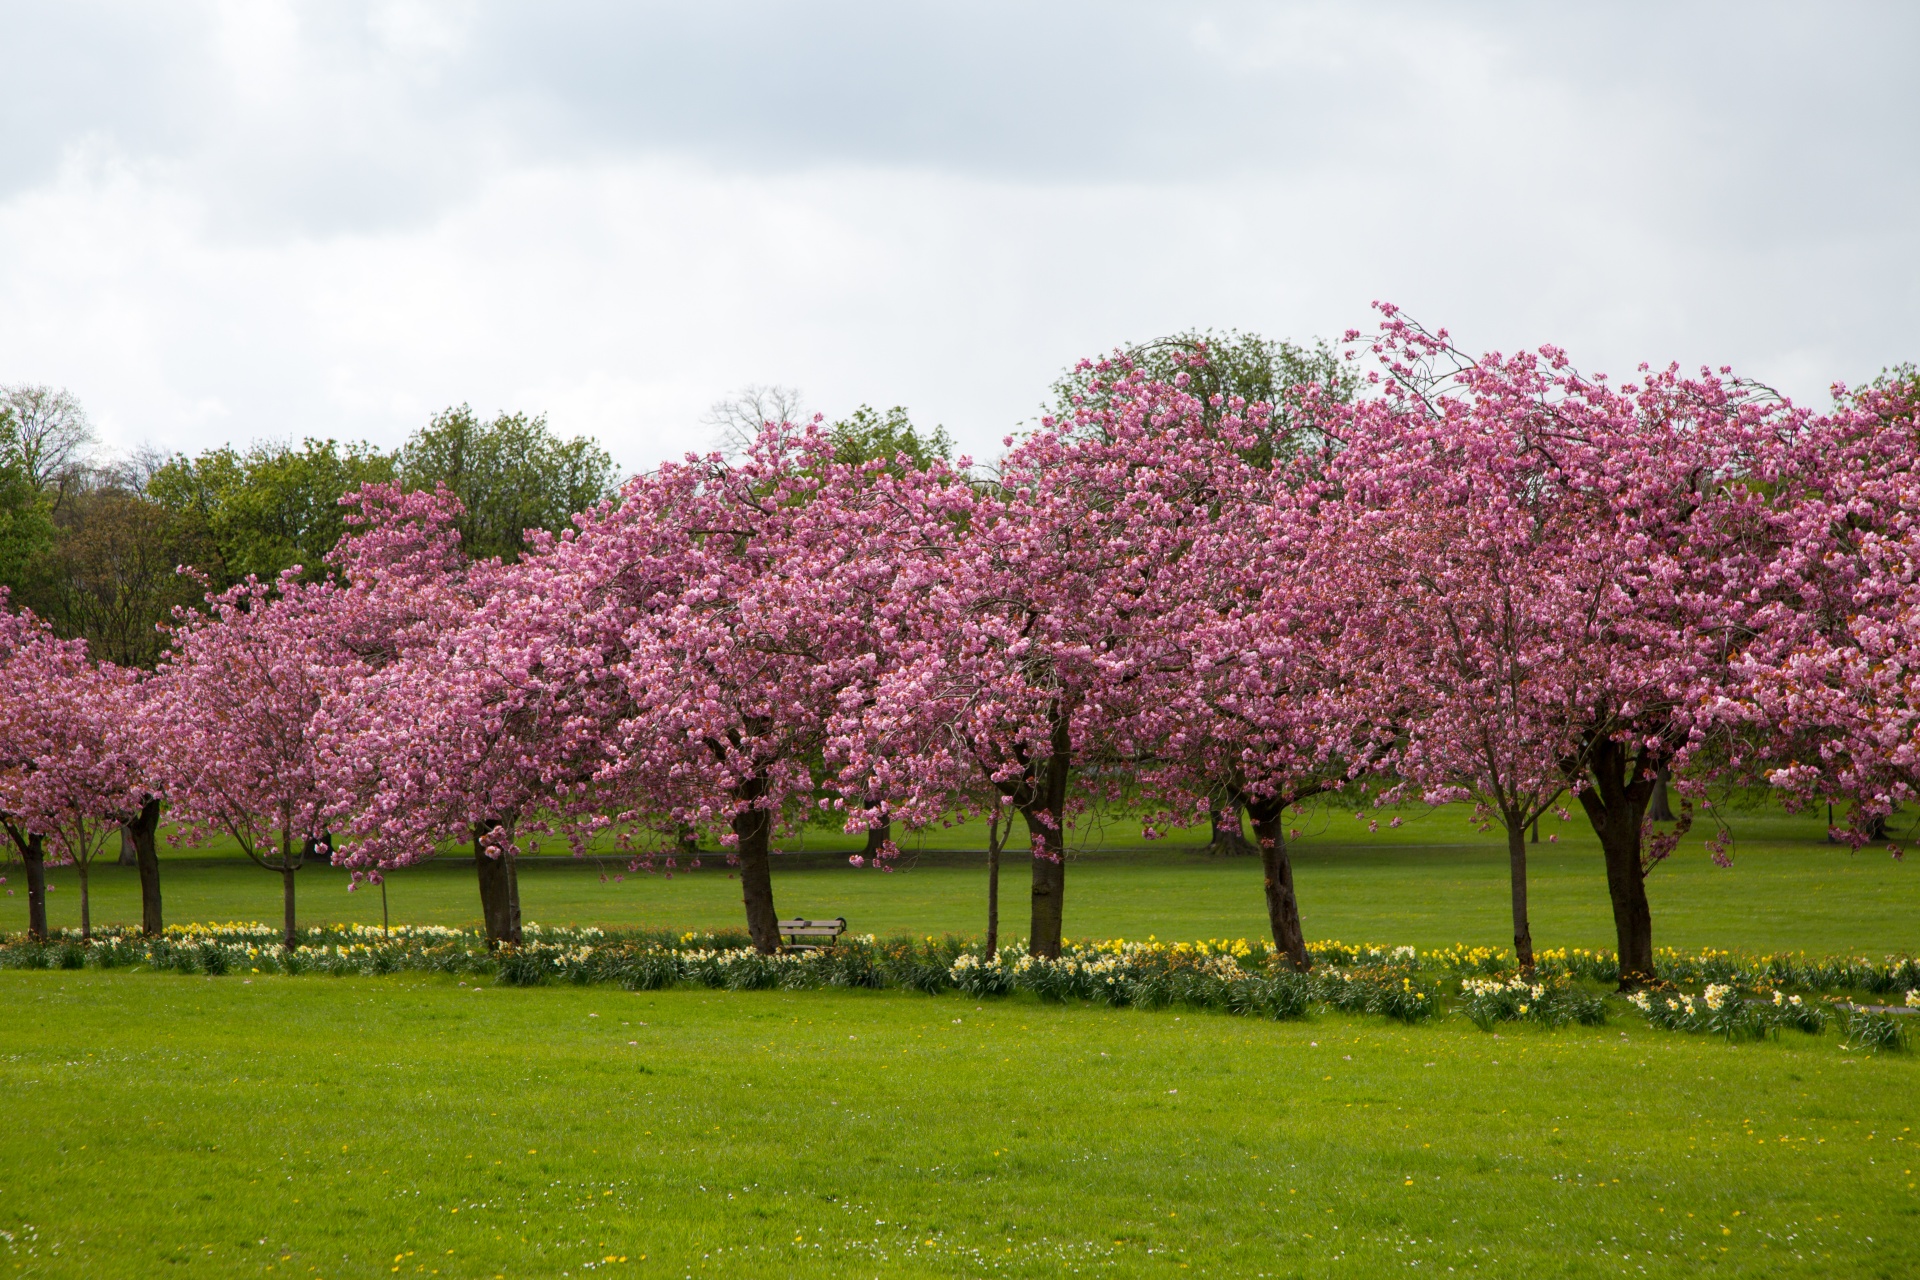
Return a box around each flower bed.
[2,924,1913,1051]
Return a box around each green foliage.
[1458,974,1609,1030]
[17,477,216,666]
[147,438,396,584]
[0,406,55,592]
[1838,1004,1910,1053]
[399,406,616,561]
[826,404,952,471]
[1051,327,1357,465]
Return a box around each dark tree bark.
[1568,735,1658,989]
[863,818,892,861]
[732,797,780,954]
[1022,809,1065,959]
[1247,800,1309,972]
[278,827,299,950]
[75,859,93,940]
[1646,764,1676,823]
[1505,814,1534,971]
[1020,712,1073,959]
[280,865,297,951]
[474,820,523,949]
[9,826,51,941]
[129,797,162,936]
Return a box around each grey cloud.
[6,2,1915,238]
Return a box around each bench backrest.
[778,917,846,938]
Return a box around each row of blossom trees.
[3,310,1916,987]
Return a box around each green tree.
[147,438,396,585]
[826,405,953,472]
[21,470,215,667]
[0,385,94,492]
[0,406,56,592]
[399,407,616,561]
[1051,328,1356,466]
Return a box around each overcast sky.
[2,1,1915,473]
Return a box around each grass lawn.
[2,971,1917,1279]
[5,802,1915,957]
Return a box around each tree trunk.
[130,797,162,936]
[1646,765,1676,823]
[732,800,780,954]
[985,812,1003,957]
[23,832,49,941]
[505,855,522,942]
[1022,712,1073,959]
[281,864,297,951]
[1023,807,1065,959]
[864,818,892,861]
[474,821,523,949]
[1505,816,1534,971]
[1569,736,1658,989]
[1600,834,1654,986]
[1249,805,1309,972]
[117,824,137,867]
[76,859,92,941]
[1209,803,1255,856]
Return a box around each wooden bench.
[778,918,846,951]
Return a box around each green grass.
[6,802,1915,956]
[3,800,1916,1277]
[2,971,1917,1278]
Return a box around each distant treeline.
[0,398,616,667]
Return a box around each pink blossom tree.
[0,595,67,939]
[0,595,150,939]
[1129,498,1387,970]
[1106,372,1392,971]
[1341,492,1578,971]
[832,369,1262,958]
[527,424,940,953]
[148,571,356,950]
[1734,374,1920,846]
[1329,310,1830,985]
[310,484,578,947]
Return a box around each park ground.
[2,800,1917,1278]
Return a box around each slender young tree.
[148,572,353,950]
[0,595,67,938]
[1329,310,1829,986]
[0,607,147,939]
[1128,445,1385,972]
[1330,403,1587,971]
